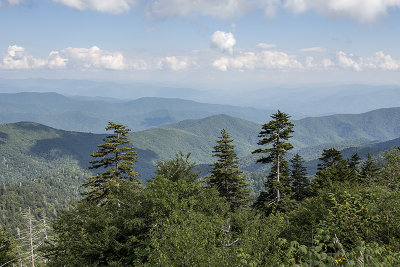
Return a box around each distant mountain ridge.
[1,106,400,182]
[2,79,400,117]
[0,92,273,133]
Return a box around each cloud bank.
[1,44,400,73]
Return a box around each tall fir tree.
[348,153,361,182]
[290,154,310,202]
[83,122,140,204]
[312,148,351,191]
[317,148,343,171]
[360,153,380,184]
[207,129,249,209]
[252,110,295,214]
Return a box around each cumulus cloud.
[322,58,335,69]
[211,31,236,54]
[157,56,189,71]
[52,0,135,14]
[1,45,127,70]
[213,52,258,71]
[335,50,400,71]
[262,50,303,70]
[299,46,326,52]
[1,45,46,70]
[58,46,126,70]
[284,0,400,22]
[367,51,400,71]
[48,51,68,69]
[213,50,303,71]
[257,43,277,49]
[336,51,363,71]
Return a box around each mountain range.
[1,79,400,117]
[0,92,273,133]
[1,105,400,182]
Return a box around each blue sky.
[1,0,400,88]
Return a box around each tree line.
[2,112,400,266]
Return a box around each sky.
[1,0,400,89]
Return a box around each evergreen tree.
[312,149,351,191]
[290,154,310,201]
[0,226,20,266]
[317,148,343,171]
[83,122,140,204]
[252,110,295,213]
[348,153,361,182]
[207,129,249,209]
[360,153,380,184]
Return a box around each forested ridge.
[1,111,400,266]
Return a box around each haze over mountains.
[1,79,400,118]
[0,92,273,133]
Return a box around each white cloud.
[213,50,303,71]
[336,51,362,71]
[0,0,23,6]
[58,46,126,70]
[157,56,189,71]
[284,0,400,22]
[322,58,334,69]
[211,31,236,54]
[305,56,314,68]
[52,0,135,14]
[47,51,68,69]
[299,46,326,52]
[368,51,400,71]
[213,52,258,71]
[144,0,400,22]
[262,50,303,70]
[147,0,251,19]
[1,45,46,70]
[257,43,277,49]
[1,45,127,70]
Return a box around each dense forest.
[2,111,400,266]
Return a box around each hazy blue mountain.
[2,79,400,118]
[0,92,273,133]
[235,84,400,117]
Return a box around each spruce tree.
[360,153,380,184]
[83,122,140,204]
[317,148,343,171]
[312,148,351,191]
[348,153,361,182]
[290,153,309,201]
[252,110,295,213]
[207,129,249,209]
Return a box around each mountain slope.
[0,92,272,133]
[293,107,400,147]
